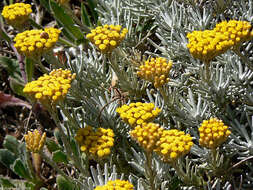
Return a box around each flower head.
[130,123,164,152]
[94,180,134,190]
[75,126,115,159]
[199,118,231,149]
[24,129,46,153]
[86,24,128,54]
[1,3,32,28]
[187,20,253,62]
[116,102,161,127]
[137,57,173,88]
[23,68,75,105]
[155,129,193,162]
[14,28,61,57]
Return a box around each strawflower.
[75,126,114,159]
[137,57,173,88]
[116,102,161,127]
[24,129,46,153]
[130,123,164,152]
[94,179,134,190]
[1,3,32,28]
[199,118,231,149]
[14,28,61,57]
[155,129,193,162]
[23,68,76,105]
[187,20,253,62]
[86,24,128,54]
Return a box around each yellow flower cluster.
[116,102,161,127]
[24,129,46,153]
[14,28,61,57]
[187,20,253,62]
[130,123,164,152]
[23,69,75,104]
[137,57,173,88]
[94,180,134,190]
[199,118,231,149]
[75,126,115,158]
[86,25,128,53]
[154,129,193,162]
[1,3,32,28]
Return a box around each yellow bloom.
[75,127,114,159]
[14,28,61,57]
[1,3,32,28]
[24,129,46,153]
[187,20,253,62]
[198,118,231,149]
[130,123,164,152]
[116,102,161,128]
[137,57,173,88]
[23,68,75,105]
[86,25,128,54]
[155,129,193,162]
[94,179,134,190]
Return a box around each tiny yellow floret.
[137,57,172,88]
[24,129,46,153]
[14,28,61,57]
[94,179,134,190]
[86,25,128,54]
[75,127,114,159]
[130,123,164,152]
[116,102,161,128]
[1,3,32,28]
[155,129,193,162]
[187,20,253,62]
[23,69,75,105]
[198,118,231,149]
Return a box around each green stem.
[203,61,211,82]
[159,87,169,106]
[144,151,156,190]
[50,110,88,175]
[233,47,253,70]
[171,161,189,184]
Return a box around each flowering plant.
[0,0,253,189]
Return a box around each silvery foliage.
[60,0,253,189]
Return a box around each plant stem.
[203,61,210,82]
[50,109,88,175]
[159,87,169,106]
[10,43,27,83]
[144,151,156,190]
[171,160,190,184]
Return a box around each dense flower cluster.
[23,69,75,104]
[75,126,114,158]
[199,118,231,149]
[137,57,173,88]
[130,123,164,152]
[94,180,134,190]
[1,3,32,28]
[155,129,193,162]
[86,24,128,53]
[116,102,161,127]
[14,28,61,57]
[187,20,253,62]
[24,129,46,153]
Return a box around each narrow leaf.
[0,177,15,188]
[25,58,34,82]
[50,0,84,42]
[56,175,76,190]
[81,3,91,27]
[52,150,68,164]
